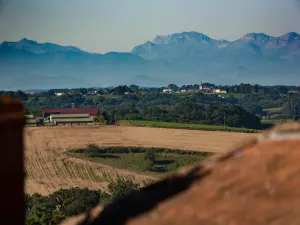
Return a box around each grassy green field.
[263,107,282,113]
[263,107,283,115]
[218,93,246,99]
[67,146,212,177]
[261,119,292,125]
[27,96,48,102]
[261,120,277,125]
[119,120,259,133]
[85,94,123,101]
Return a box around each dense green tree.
[171,102,205,123]
[129,84,139,92]
[25,193,58,225]
[96,113,108,124]
[49,188,100,217]
[140,159,155,172]
[282,101,297,117]
[0,90,28,101]
[26,188,102,225]
[79,88,88,95]
[39,89,56,97]
[167,84,178,90]
[108,178,139,201]
[144,149,156,162]
[112,85,133,95]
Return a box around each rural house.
[45,114,94,126]
[43,108,101,120]
[25,115,37,127]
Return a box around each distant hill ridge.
[0,31,299,90]
[132,31,300,60]
[1,31,299,56]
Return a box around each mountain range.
[0,31,299,90]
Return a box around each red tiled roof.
[43,108,100,116]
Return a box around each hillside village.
[22,81,300,98]
[162,81,227,94]
[11,82,299,128]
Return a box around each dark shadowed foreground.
[0,97,25,224]
[60,122,300,225]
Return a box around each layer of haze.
[0,0,300,53]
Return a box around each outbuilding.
[25,115,37,127]
[47,114,94,126]
[43,108,101,120]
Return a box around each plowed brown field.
[24,126,255,195]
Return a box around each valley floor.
[24,126,255,195]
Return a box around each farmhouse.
[86,90,98,95]
[213,89,227,94]
[43,108,101,120]
[162,89,174,94]
[55,92,65,96]
[288,90,300,94]
[25,115,37,127]
[200,81,227,94]
[47,114,94,126]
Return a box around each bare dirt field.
[24,126,256,195]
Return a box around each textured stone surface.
[60,122,300,225]
[127,140,300,225]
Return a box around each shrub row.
[67,146,213,157]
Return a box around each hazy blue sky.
[0,0,300,53]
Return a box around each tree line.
[25,179,139,225]
[2,83,299,99]
[2,86,300,124]
[100,101,261,129]
[239,93,300,118]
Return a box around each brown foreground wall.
[0,97,25,224]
